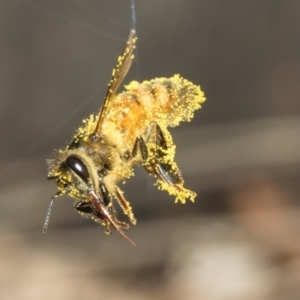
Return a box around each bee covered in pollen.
[44,30,206,246]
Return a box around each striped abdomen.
[103,74,205,143]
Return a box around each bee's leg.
[75,201,93,214]
[133,134,182,189]
[115,187,137,225]
[103,213,130,231]
[88,190,135,246]
[144,122,183,186]
[132,137,148,160]
[148,123,197,202]
[99,183,130,229]
[74,201,128,231]
[155,162,184,187]
[103,217,128,235]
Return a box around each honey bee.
[44,30,205,245]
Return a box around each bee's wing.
[93,29,137,135]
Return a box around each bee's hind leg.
[143,122,196,202]
[131,125,195,203]
[143,122,183,186]
[132,137,148,160]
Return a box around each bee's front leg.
[115,187,137,225]
[88,189,135,246]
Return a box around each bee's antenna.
[43,191,61,233]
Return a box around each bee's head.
[45,151,135,246]
[47,150,97,197]
[43,152,95,234]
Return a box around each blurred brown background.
[0,1,300,299]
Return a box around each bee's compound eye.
[66,155,89,183]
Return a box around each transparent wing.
[92,29,137,136]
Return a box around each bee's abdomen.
[124,74,206,127]
[104,75,205,143]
